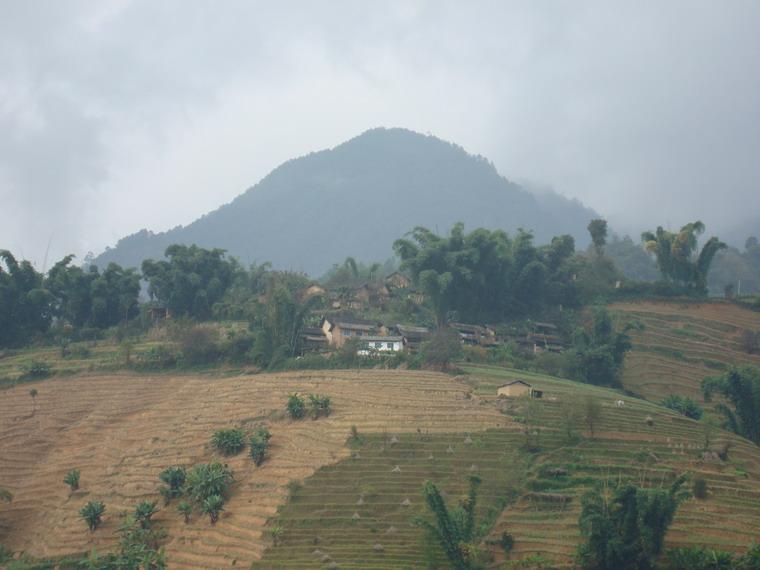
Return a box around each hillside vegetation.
[92,128,597,275]
[610,300,760,402]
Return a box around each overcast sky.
[2,1,759,268]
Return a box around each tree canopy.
[393,223,578,324]
[142,244,239,319]
[641,221,726,292]
[702,366,760,445]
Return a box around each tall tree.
[587,219,608,257]
[0,250,52,347]
[641,221,726,292]
[142,244,239,319]
[577,475,689,570]
[702,366,760,445]
[416,475,483,570]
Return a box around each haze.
[2,0,759,267]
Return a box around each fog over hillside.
[93,128,598,275]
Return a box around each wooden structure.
[300,326,328,354]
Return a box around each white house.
[357,335,405,356]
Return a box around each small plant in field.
[693,477,708,499]
[178,500,192,523]
[286,394,306,420]
[64,469,80,491]
[500,531,515,553]
[286,480,302,497]
[21,360,51,378]
[159,466,186,504]
[268,525,284,546]
[134,500,159,529]
[211,428,246,456]
[80,500,106,531]
[308,394,332,419]
[201,494,224,525]
[250,427,271,467]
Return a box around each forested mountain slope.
[93,128,597,275]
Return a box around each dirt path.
[0,370,504,568]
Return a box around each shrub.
[64,468,80,491]
[80,500,106,531]
[136,344,178,370]
[20,360,51,378]
[250,427,271,467]
[308,394,332,419]
[220,330,255,363]
[663,394,703,420]
[666,546,736,569]
[134,500,159,529]
[178,500,192,524]
[693,477,708,500]
[201,494,224,525]
[175,324,220,366]
[159,466,186,504]
[211,428,246,456]
[184,463,234,505]
[500,531,515,553]
[286,394,306,420]
[419,329,462,370]
[739,330,759,355]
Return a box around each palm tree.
[642,221,726,292]
[64,469,80,492]
[134,500,159,529]
[201,494,224,525]
[178,501,192,524]
[80,500,106,531]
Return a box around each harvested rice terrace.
[609,300,760,402]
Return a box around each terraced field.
[257,365,760,568]
[2,364,760,569]
[0,369,504,569]
[609,300,760,402]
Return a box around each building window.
[374,342,382,349]
[343,329,352,337]
[387,342,394,350]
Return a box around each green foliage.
[211,428,246,456]
[20,360,52,378]
[173,324,220,366]
[64,469,80,491]
[419,328,463,370]
[415,475,484,570]
[134,501,159,529]
[308,394,332,419]
[587,219,608,257]
[571,307,633,386]
[200,494,224,525]
[394,224,578,324]
[158,466,186,504]
[141,244,239,319]
[692,477,708,500]
[0,250,52,347]
[576,474,689,570]
[184,463,233,505]
[642,221,726,292]
[80,500,106,532]
[46,256,140,329]
[702,366,760,445]
[666,543,760,569]
[662,394,703,420]
[135,344,178,370]
[249,427,271,467]
[177,501,192,524]
[250,277,319,368]
[81,514,166,569]
[0,488,12,503]
[286,394,306,420]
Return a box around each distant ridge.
[94,128,599,275]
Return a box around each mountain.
[93,128,599,276]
